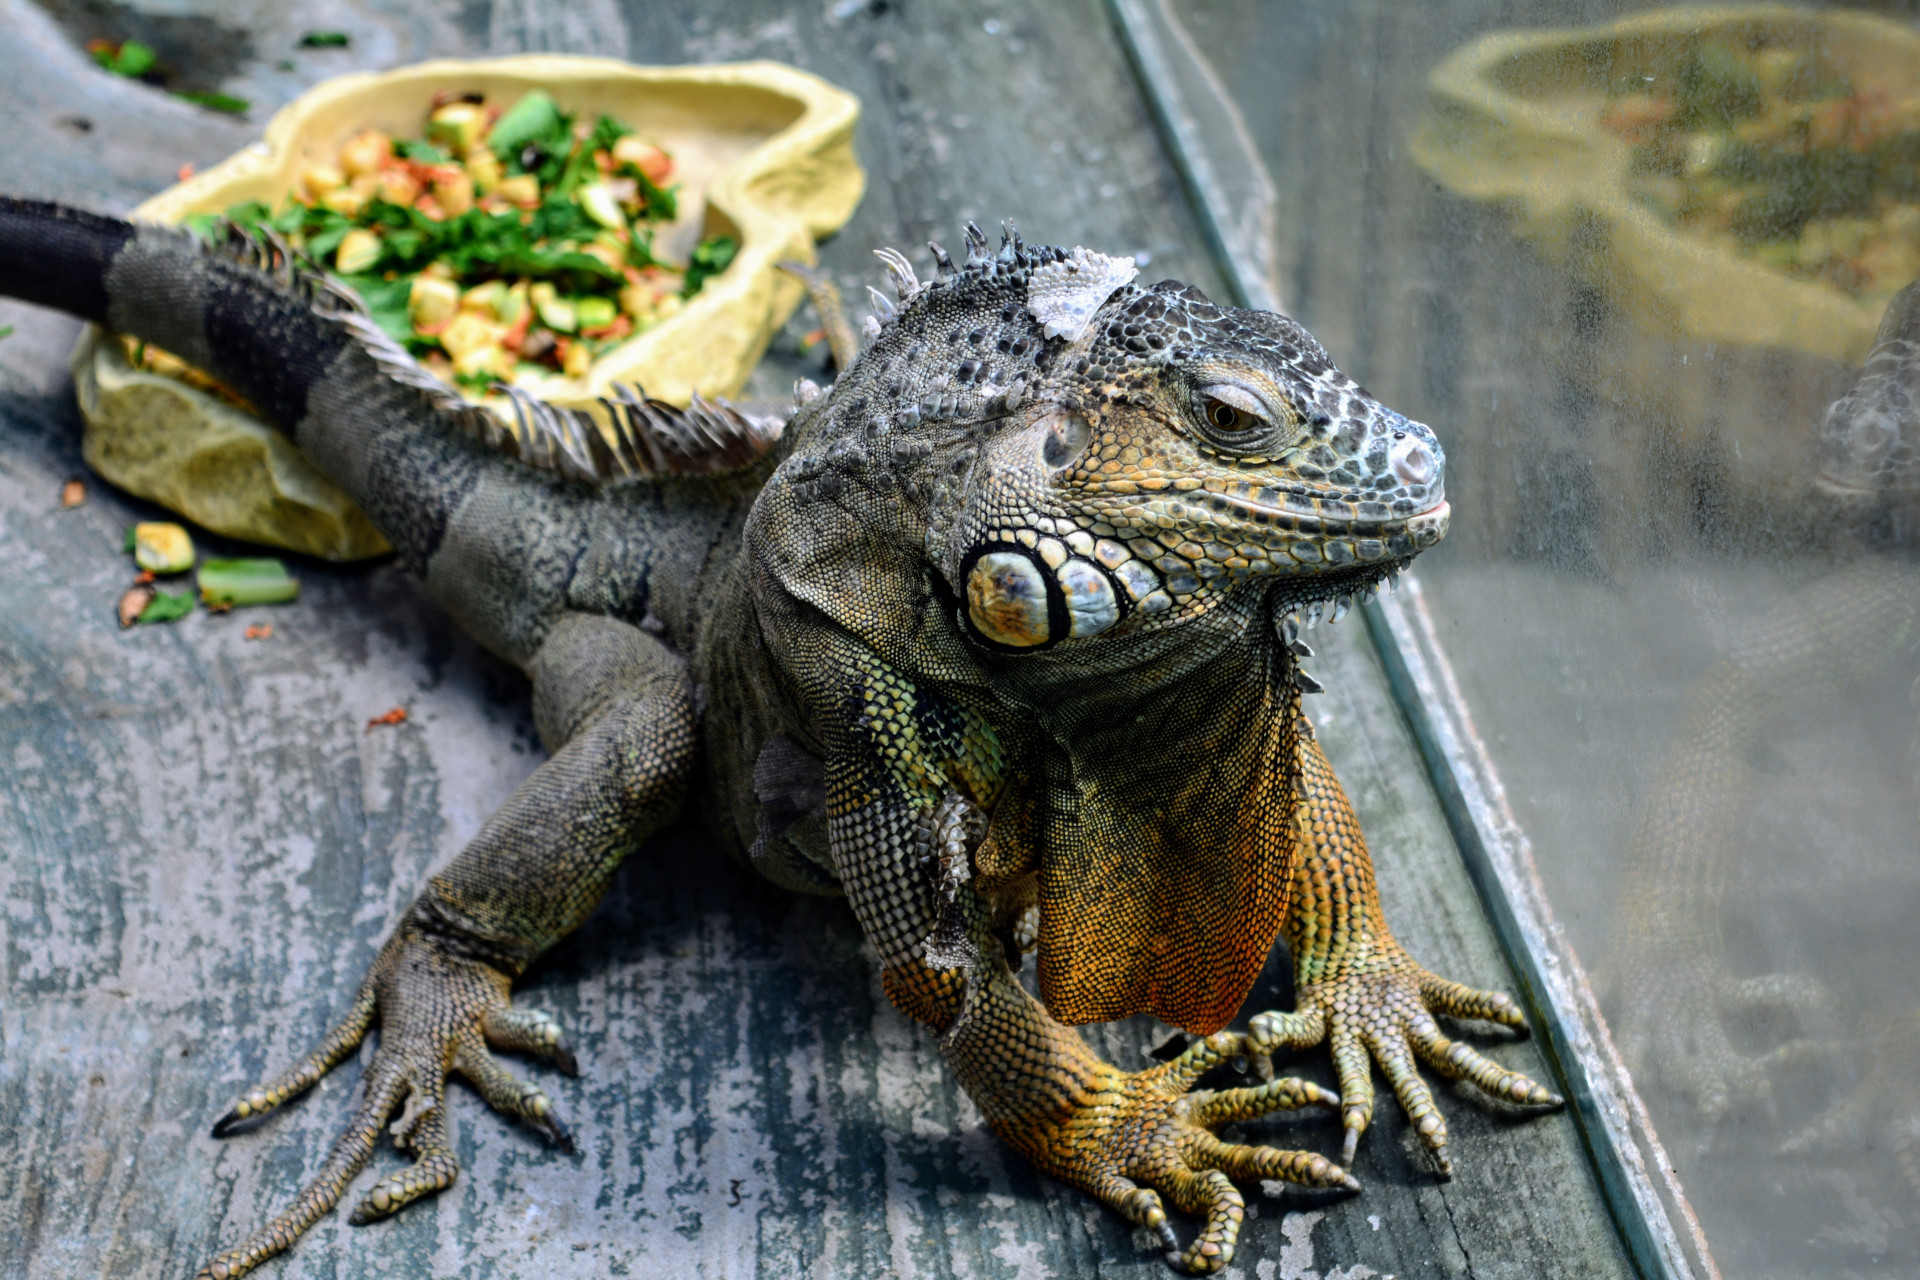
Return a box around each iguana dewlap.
[0,199,1560,1277]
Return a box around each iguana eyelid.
[1194,382,1270,424]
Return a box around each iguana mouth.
[1199,488,1450,564]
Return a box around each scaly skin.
[0,201,1561,1277]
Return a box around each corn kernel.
[498,174,540,207]
[439,311,506,363]
[461,280,506,318]
[619,281,655,319]
[335,228,381,274]
[301,164,345,199]
[133,522,196,574]
[378,168,422,206]
[338,130,393,178]
[409,276,460,331]
[432,169,474,218]
[465,149,503,194]
[562,341,593,378]
[427,102,488,154]
[321,187,368,218]
[452,343,515,380]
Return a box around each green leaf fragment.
[199,557,299,607]
[299,31,351,48]
[683,236,738,297]
[396,139,451,166]
[0,325,13,340]
[138,589,195,624]
[489,91,565,163]
[93,40,156,79]
[174,90,250,116]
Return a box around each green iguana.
[0,198,1560,1277]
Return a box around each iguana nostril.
[1390,434,1437,487]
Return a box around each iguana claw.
[1252,965,1561,1178]
[196,927,580,1279]
[1057,1031,1355,1275]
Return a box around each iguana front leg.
[814,639,1352,1275]
[1247,733,1561,1174]
[197,615,696,1279]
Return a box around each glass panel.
[1173,1,1920,1275]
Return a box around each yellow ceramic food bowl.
[74,56,863,560]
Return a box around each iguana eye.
[1192,382,1286,450]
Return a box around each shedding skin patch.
[1027,247,1138,342]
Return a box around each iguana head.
[834,223,1449,654]
[1816,279,1920,503]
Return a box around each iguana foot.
[1779,1006,1920,1197]
[1251,965,1562,1176]
[1053,1031,1355,1275]
[1610,959,1831,1128]
[197,927,578,1280]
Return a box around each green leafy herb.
[90,40,156,80]
[339,273,416,343]
[138,589,195,624]
[174,90,250,116]
[299,31,351,48]
[489,91,567,169]
[683,236,738,297]
[395,138,451,166]
[199,557,299,608]
[0,325,13,340]
[633,169,678,222]
[123,527,138,553]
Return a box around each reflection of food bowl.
[75,57,863,560]
[1410,5,1920,364]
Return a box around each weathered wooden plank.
[0,1,1633,1277]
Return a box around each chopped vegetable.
[487,90,565,161]
[684,236,738,297]
[198,557,299,608]
[89,39,247,115]
[89,39,156,80]
[299,32,351,48]
[138,589,195,624]
[366,707,408,730]
[132,522,195,574]
[61,479,85,508]
[244,623,274,640]
[429,102,488,154]
[117,585,152,628]
[176,91,249,116]
[163,91,734,401]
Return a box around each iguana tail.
[0,197,782,662]
[1,195,512,573]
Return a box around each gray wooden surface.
[0,2,1634,1277]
